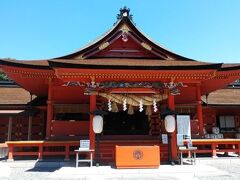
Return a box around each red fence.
[6,141,79,160]
[6,139,240,163]
[6,139,168,162]
[184,139,240,157]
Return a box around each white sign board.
[177,134,184,146]
[177,115,191,139]
[80,140,90,149]
[162,134,168,144]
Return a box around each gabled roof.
[0,59,49,69]
[48,58,222,70]
[202,88,240,106]
[55,7,195,60]
[220,63,240,71]
[0,7,239,97]
[0,87,31,105]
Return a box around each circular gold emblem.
[133,150,143,160]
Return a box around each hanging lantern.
[93,115,103,134]
[128,105,134,115]
[108,99,112,111]
[164,115,176,133]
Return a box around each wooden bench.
[75,149,94,167]
[0,143,8,158]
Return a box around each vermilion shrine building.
[0,8,240,162]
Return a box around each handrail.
[6,140,80,161]
[183,139,240,157]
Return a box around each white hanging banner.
[177,134,184,146]
[177,115,191,139]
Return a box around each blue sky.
[0,0,240,63]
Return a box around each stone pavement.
[0,161,11,178]
[0,158,239,180]
[47,164,226,180]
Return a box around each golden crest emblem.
[133,150,143,160]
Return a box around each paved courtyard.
[0,158,240,180]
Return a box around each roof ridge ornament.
[117,6,133,21]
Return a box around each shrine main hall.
[0,7,240,164]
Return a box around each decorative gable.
[92,24,159,58]
[56,7,193,61]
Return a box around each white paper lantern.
[93,115,103,133]
[164,115,175,133]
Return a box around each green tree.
[0,58,14,81]
[0,72,8,81]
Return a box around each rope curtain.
[98,92,168,106]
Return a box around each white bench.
[74,149,94,167]
[178,146,197,165]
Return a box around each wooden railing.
[5,139,168,162]
[184,139,240,157]
[6,141,80,161]
[6,139,240,162]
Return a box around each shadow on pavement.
[26,166,59,172]
[24,158,76,172]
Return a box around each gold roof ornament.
[120,24,130,33]
[76,54,84,60]
[99,42,110,50]
[141,42,152,51]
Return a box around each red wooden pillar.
[7,116,12,141]
[167,93,178,161]
[196,84,203,136]
[46,79,53,139]
[238,143,240,157]
[211,143,217,157]
[89,95,96,156]
[38,144,43,160]
[64,144,70,161]
[8,145,14,161]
